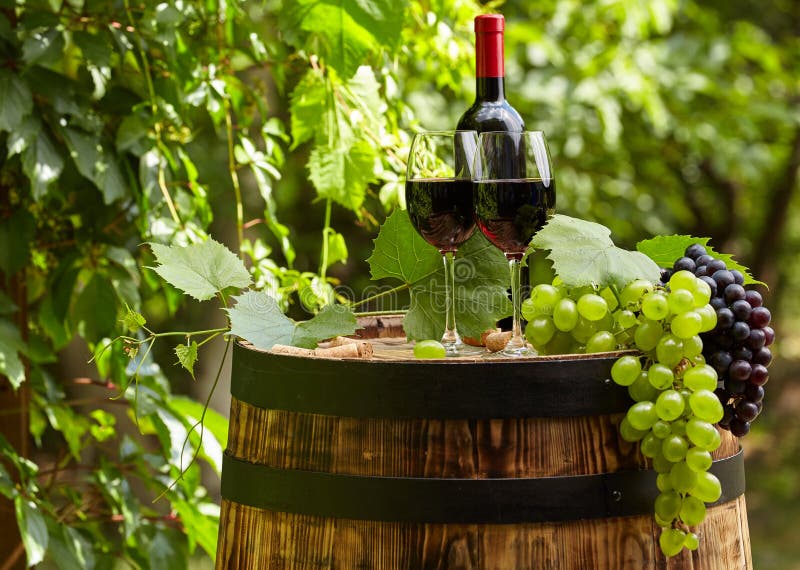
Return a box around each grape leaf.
[62,128,127,204]
[531,214,662,288]
[149,239,252,301]
[227,291,359,350]
[174,342,198,380]
[294,304,359,347]
[0,70,32,132]
[367,210,512,341]
[282,0,404,77]
[308,139,377,212]
[121,305,147,333]
[226,291,295,348]
[289,69,328,149]
[73,273,118,341]
[0,319,24,390]
[636,235,765,286]
[0,464,15,499]
[15,497,48,567]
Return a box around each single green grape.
[520,298,537,321]
[656,473,673,492]
[656,390,685,421]
[670,460,698,493]
[696,304,718,332]
[529,284,562,315]
[660,528,687,557]
[642,292,669,320]
[615,309,638,330]
[668,288,695,315]
[654,490,682,521]
[619,279,654,308]
[543,331,574,355]
[628,371,659,402]
[671,418,687,436]
[685,418,721,451]
[652,420,672,439]
[685,447,713,472]
[682,335,703,359]
[413,340,446,359]
[619,417,648,442]
[571,316,597,343]
[691,471,722,503]
[634,319,663,351]
[683,365,718,392]
[656,335,684,368]
[692,278,712,308]
[684,532,700,551]
[689,389,724,424]
[586,330,616,353]
[553,298,579,332]
[680,495,706,526]
[525,316,556,346]
[652,453,676,474]
[648,363,675,390]
[641,432,663,458]
[577,293,608,321]
[627,401,659,431]
[611,355,642,386]
[669,270,697,292]
[662,434,689,462]
[671,311,703,339]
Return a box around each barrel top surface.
[231,340,636,419]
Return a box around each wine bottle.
[457,14,525,133]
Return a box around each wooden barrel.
[216,337,752,570]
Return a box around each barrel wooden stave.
[218,496,750,569]
[218,396,751,569]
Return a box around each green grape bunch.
[523,270,724,557]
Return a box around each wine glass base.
[442,339,484,357]
[500,344,538,358]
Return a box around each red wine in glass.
[405,179,475,252]
[474,178,555,258]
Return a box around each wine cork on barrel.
[272,336,374,359]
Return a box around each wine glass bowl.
[474,131,556,356]
[405,131,480,356]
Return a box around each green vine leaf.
[282,0,405,77]
[121,305,147,333]
[174,342,199,380]
[0,319,26,390]
[0,464,15,500]
[0,70,33,132]
[636,235,765,286]
[227,291,359,350]
[531,214,662,288]
[15,497,48,567]
[149,239,252,301]
[367,210,512,341]
[308,139,377,212]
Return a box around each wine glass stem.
[508,257,525,350]
[441,251,460,348]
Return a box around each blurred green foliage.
[0,0,798,567]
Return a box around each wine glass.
[474,131,556,357]
[405,131,479,356]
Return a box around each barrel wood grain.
[217,342,752,570]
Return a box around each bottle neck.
[475,29,505,102]
[476,76,505,102]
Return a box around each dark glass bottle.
[456,14,525,133]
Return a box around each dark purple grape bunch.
[663,244,774,437]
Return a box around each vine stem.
[224,97,245,255]
[348,283,410,310]
[319,199,332,279]
[122,0,181,228]
[154,335,232,502]
[353,309,408,318]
